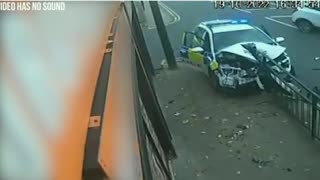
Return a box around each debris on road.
[168,100,175,104]
[253,145,261,150]
[304,168,311,172]
[174,112,181,116]
[182,119,190,124]
[180,87,184,91]
[165,105,169,109]
[251,156,271,167]
[236,124,249,130]
[154,63,320,180]
[231,130,244,139]
[285,168,293,172]
[221,118,229,123]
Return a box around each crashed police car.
[180,19,296,91]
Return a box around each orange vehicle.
[0,1,176,180]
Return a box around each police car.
[180,19,295,90]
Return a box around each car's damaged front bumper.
[216,64,265,89]
[216,42,294,90]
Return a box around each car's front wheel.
[296,19,314,33]
[209,69,221,91]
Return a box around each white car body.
[292,7,320,31]
[196,20,292,73]
[220,42,287,62]
[181,19,294,90]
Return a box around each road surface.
[142,1,320,89]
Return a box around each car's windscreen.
[214,29,275,51]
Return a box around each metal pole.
[141,1,145,10]
[311,93,317,139]
[149,1,177,69]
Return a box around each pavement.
[141,1,320,89]
[153,62,320,180]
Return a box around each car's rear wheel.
[296,19,314,33]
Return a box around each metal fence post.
[141,1,145,10]
[311,93,317,139]
[149,1,177,69]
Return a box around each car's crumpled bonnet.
[219,42,287,62]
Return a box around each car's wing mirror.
[275,37,285,43]
[191,47,204,53]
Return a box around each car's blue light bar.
[205,19,249,26]
[231,19,249,24]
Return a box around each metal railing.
[265,58,320,140]
[125,2,177,180]
[242,43,320,140]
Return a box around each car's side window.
[194,27,206,39]
[191,35,204,48]
[191,27,206,48]
[202,32,211,52]
[184,32,204,48]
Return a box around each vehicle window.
[202,32,211,52]
[213,29,275,52]
[194,27,206,39]
[192,36,204,48]
[184,32,204,48]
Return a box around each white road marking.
[270,15,292,18]
[234,8,252,14]
[145,2,180,30]
[159,2,181,23]
[265,17,298,29]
